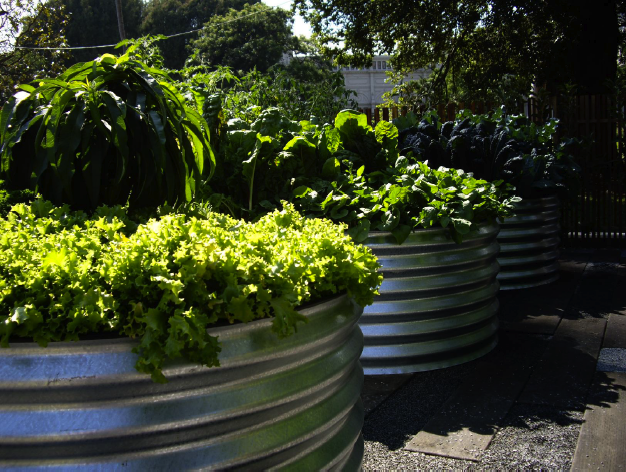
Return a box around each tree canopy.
[0,0,70,103]
[141,0,256,69]
[294,0,619,104]
[52,0,143,63]
[190,3,295,73]
[42,0,258,69]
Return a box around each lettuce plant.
[0,199,382,382]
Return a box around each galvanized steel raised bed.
[361,222,500,375]
[0,294,364,471]
[497,195,561,290]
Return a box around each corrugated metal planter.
[497,195,561,290]
[0,294,364,471]
[360,222,500,375]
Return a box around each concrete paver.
[363,251,626,469]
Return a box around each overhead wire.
[13,0,294,51]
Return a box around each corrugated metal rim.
[497,195,561,290]
[0,295,364,471]
[361,222,500,375]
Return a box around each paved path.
[361,249,626,470]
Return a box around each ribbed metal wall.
[0,295,364,471]
[497,196,561,290]
[361,222,500,375]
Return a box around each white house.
[337,56,429,109]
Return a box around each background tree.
[294,0,619,105]
[50,0,143,63]
[190,3,295,73]
[141,0,256,69]
[0,0,70,104]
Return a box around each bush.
[0,53,215,211]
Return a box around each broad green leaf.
[322,157,340,179]
[335,109,369,131]
[451,217,472,234]
[346,219,371,242]
[391,224,413,244]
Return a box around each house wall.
[338,56,429,108]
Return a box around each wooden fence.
[360,96,626,248]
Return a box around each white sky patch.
[261,0,312,37]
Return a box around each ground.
[361,248,626,470]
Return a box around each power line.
[13,0,293,51]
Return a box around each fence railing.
[359,96,626,248]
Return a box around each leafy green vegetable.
[0,199,382,382]
[394,108,582,199]
[296,158,517,244]
[194,108,515,242]
[0,180,35,217]
[0,53,215,211]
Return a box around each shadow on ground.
[362,249,626,454]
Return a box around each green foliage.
[197,108,515,242]
[0,180,35,217]
[189,3,295,73]
[219,62,358,125]
[0,53,215,211]
[141,0,256,69]
[0,199,382,382]
[295,0,618,103]
[296,159,515,244]
[118,35,167,70]
[202,108,404,220]
[394,108,582,199]
[205,107,309,218]
[132,34,357,125]
[381,71,531,114]
[51,0,143,64]
[0,0,71,105]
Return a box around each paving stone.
[597,348,626,372]
[498,256,585,335]
[500,312,563,335]
[566,262,625,319]
[404,333,547,461]
[603,314,626,349]
[571,372,626,471]
[518,318,606,409]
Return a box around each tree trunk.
[115,0,126,43]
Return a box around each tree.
[141,0,256,69]
[0,0,70,104]
[52,0,143,64]
[189,3,295,73]
[294,0,619,104]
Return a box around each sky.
[262,0,313,37]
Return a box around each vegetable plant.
[394,108,582,199]
[195,108,516,243]
[295,159,515,244]
[0,199,382,382]
[0,180,35,217]
[0,52,215,211]
[201,108,406,220]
